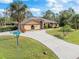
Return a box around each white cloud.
[0,0,13,3]
[60,0,72,3]
[0,9,5,12]
[30,8,40,12]
[0,9,5,17]
[75,9,79,13]
[46,0,79,13]
[30,8,41,16]
[50,4,64,13]
[46,0,57,7]
[72,6,79,13]
[46,0,64,13]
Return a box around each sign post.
[13,30,20,46]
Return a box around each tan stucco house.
[19,17,59,32]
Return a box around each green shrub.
[44,24,49,29]
[0,26,17,32]
[60,25,72,32]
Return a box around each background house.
[19,17,59,32]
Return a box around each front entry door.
[31,25,34,30]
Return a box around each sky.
[0,0,79,17]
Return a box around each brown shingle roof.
[21,17,57,24]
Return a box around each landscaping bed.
[47,28,79,45]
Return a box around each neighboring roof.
[20,17,57,24]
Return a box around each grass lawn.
[65,30,79,45]
[0,35,58,59]
[47,28,79,45]
[47,28,64,39]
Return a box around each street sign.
[12,30,21,46]
[13,30,20,37]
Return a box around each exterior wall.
[40,21,44,29]
[52,23,59,28]
[24,25,31,31]
[23,24,40,32]
[34,25,40,29]
[57,24,59,27]
[52,24,56,27]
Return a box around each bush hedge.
[0,26,17,32]
[44,24,49,29]
[60,25,72,32]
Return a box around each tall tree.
[0,17,5,26]
[59,8,75,26]
[42,10,55,21]
[55,13,60,23]
[70,14,79,29]
[8,0,28,23]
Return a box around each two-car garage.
[20,19,41,32]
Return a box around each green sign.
[12,30,21,46]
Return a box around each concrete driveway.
[21,30,79,59]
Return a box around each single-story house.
[19,17,59,32]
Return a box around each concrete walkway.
[0,30,79,59]
[21,30,79,59]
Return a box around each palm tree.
[6,0,32,46]
[70,14,79,30]
[8,0,28,23]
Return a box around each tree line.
[42,8,79,30]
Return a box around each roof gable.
[24,20,40,25]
